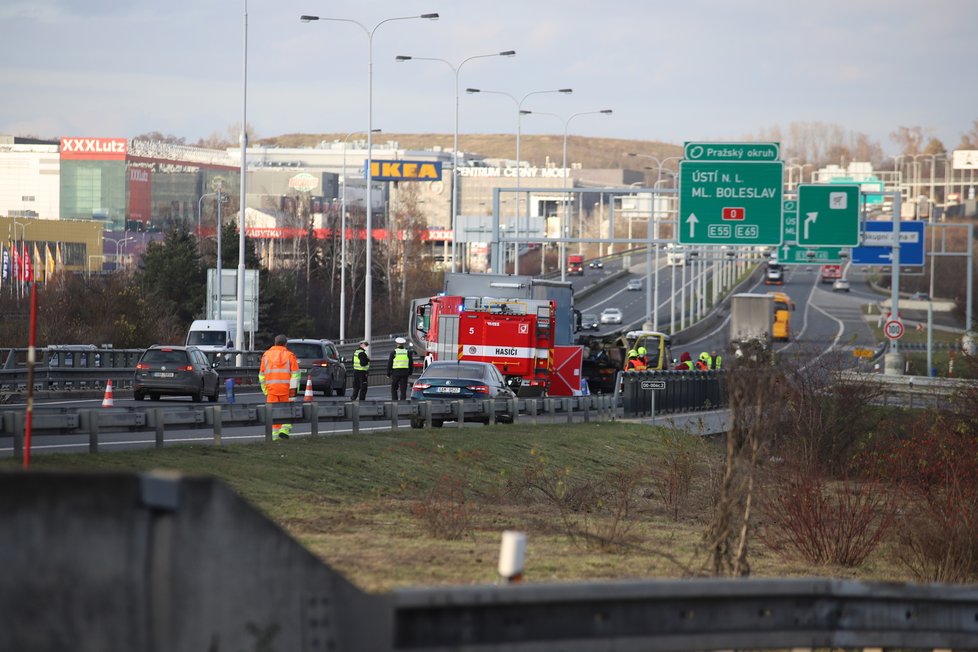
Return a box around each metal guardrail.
[620,369,725,417]
[0,394,620,458]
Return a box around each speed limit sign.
[884,319,904,340]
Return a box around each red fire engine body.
[411,295,555,396]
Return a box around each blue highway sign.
[851,221,925,266]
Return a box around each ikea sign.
[368,160,442,181]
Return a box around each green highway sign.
[796,184,860,247]
[679,158,784,246]
[683,142,780,161]
[777,244,846,265]
[783,199,798,241]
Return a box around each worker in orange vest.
[259,334,300,440]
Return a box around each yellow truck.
[769,291,795,341]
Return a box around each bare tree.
[957,119,978,149]
[890,125,930,156]
[704,348,784,576]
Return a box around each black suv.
[286,339,348,396]
[134,345,220,402]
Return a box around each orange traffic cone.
[101,379,114,407]
[303,377,314,402]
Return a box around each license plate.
[153,372,174,378]
[438,386,461,393]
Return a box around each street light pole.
[527,109,613,281]
[395,51,516,274]
[302,12,438,347]
[235,0,248,358]
[467,87,572,275]
[339,128,381,341]
[626,153,681,331]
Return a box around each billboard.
[60,137,128,161]
[368,160,442,181]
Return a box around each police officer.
[387,337,415,401]
[711,350,723,370]
[351,340,370,401]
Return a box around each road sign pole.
[884,192,903,375]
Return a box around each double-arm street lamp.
[301,11,438,346]
[339,128,381,341]
[395,50,516,274]
[107,235,134,271]
[525,109,613,280]
[467,87,572,275]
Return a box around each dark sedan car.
[410,360,516,428]
[287,338,347,396]
[134,345,220,402]
[579,313,600,331]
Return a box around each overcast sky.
[2,0,975,156]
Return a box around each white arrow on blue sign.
[851,221,925,266]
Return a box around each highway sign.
[851,221,925,266]
[776,244,846,265]
[797,184,861,246]
[683,142,780,162]
[884,319,904,340]
[782,199,798,241]
[640,380,666,390]
[679,155,783,246]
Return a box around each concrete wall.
[0,470,386,651]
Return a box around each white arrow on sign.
[686,213,699,238]
[803,211,818,240]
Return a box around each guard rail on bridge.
[0,394,620,459]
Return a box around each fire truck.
[411,295,556,396]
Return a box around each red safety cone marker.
[101,379,115,408]
[303,377,314,402]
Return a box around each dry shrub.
[652,432,701,520]
[506,448,643,551]
[862,411,978,583]
[757,465,895,567]
[411,473,471,540]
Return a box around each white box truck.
[186,320,237,352]
[729,293,773,352]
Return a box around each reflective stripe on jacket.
[259,345,299,389]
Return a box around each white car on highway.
[600,308,623,325]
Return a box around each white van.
[185,320,237,352]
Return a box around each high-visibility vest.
[699,352,713,368]
[259,346,299,391]
[713,355,723,369]
[392,348,410,370]
[353,349,370,371]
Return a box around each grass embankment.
[1,422,899,592]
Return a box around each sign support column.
[884,192,903,375]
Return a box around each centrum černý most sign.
[678,142,784,247]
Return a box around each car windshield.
[187,331,226,346]
[141,349,189,365]
[603,309,620,315]
[288,342,326,359]
[583,314,597,321]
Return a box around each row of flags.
[1,241,64,291]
